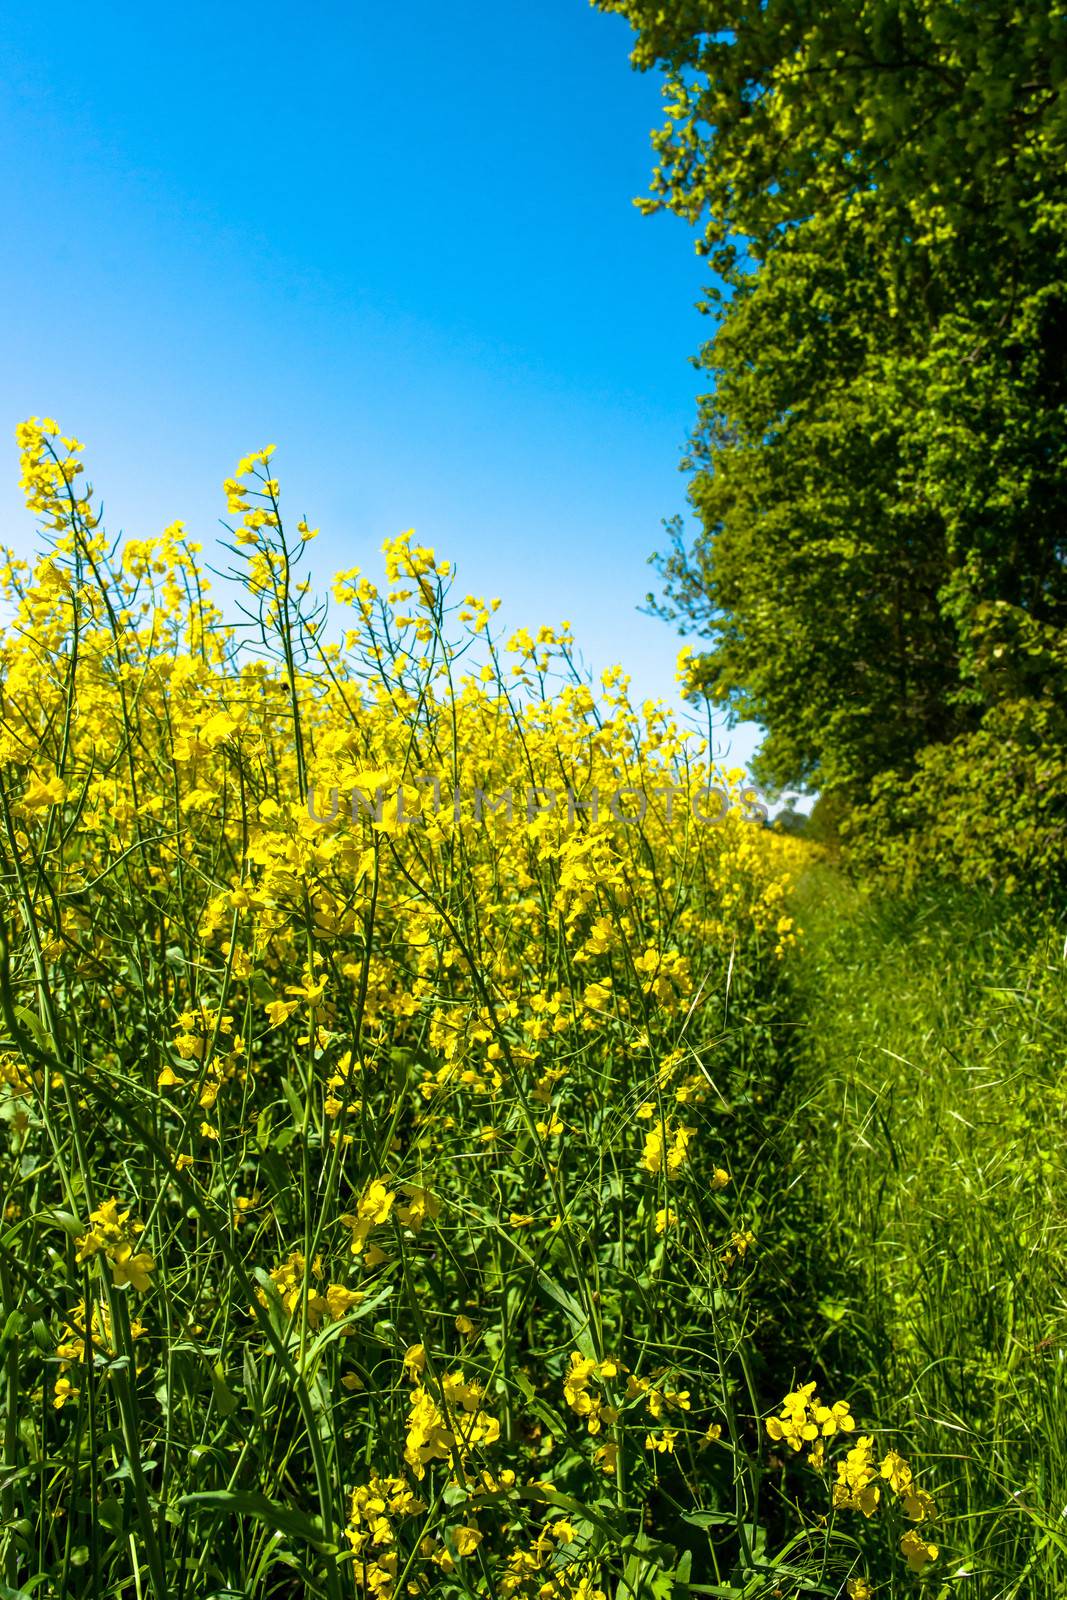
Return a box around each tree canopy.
[599,0,1067,881]
[600,1,1067,274]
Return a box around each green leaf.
[281,1075,306,1128]
[208,1360,240,1417]
[12,1006,47,1050]
[513,1370,569,1437]
[535,1271,594,1357]
[681,1510,736,1531]
[37,1209,83,1237]
[177,1490,338,1553]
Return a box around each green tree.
[599,0,1066,280]
[601,0,1067,874]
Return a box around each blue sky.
[0,0,776,781]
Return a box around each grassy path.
[757,867,1067,1597]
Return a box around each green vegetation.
[759,870,1067,1596]
[0,7,1064,1599]
[588,7,1067,1593]
[599,0,1067,886]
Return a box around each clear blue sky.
[0,0,779,782]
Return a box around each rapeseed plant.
[0,420,942,1599]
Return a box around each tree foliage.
[600,0,1067,276]
[600,0,1067,881]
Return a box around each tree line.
[599,0,1067,889]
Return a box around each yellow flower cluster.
[343,1476,605,1600]
[722,1228,756,1268]
[562,1349,692,1466]
[345,1473,424,1597]
[75,1199,155,1292]
[339,1179,440,1267]
[639,1118,696,1175]
[0,1052,33,1097]
[0,422,819,1597]
[831,1433,882,1515]
[765,1380,856,1453]
[767,1384,939,1574]
[257,1250,364,1330]
[562,1351,623,1437]
[831,1435,937,1539]
[52,1298,147,1410]
[499,1532,606,1600]
[1,427,806,1179]
[401,1344,501,1480]
[15,419,96,531]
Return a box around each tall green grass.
[766,869,1067,1598]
